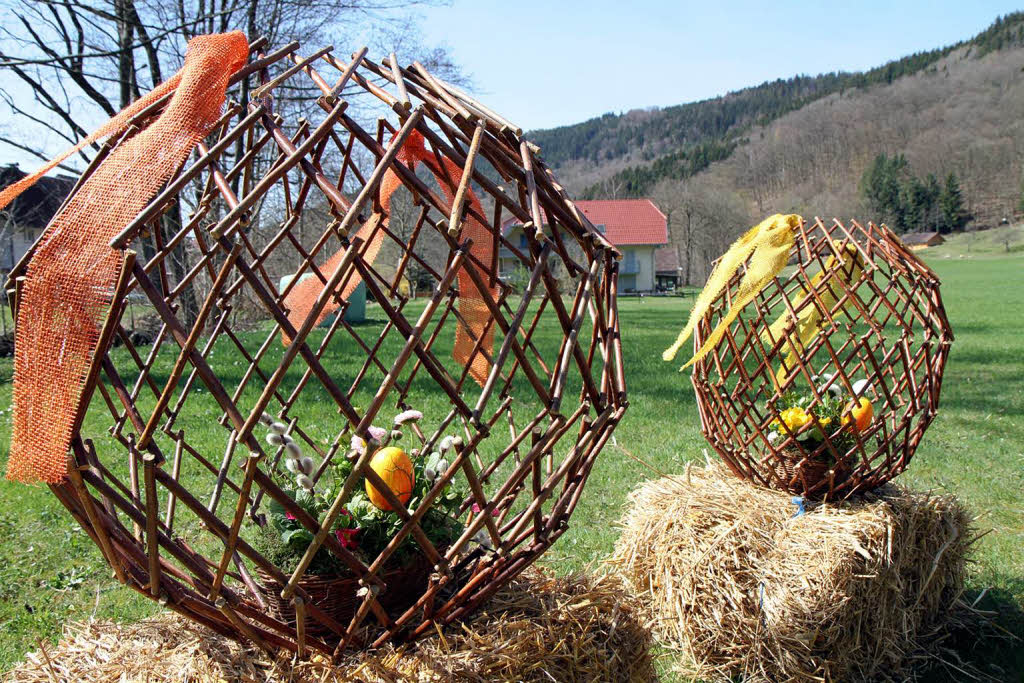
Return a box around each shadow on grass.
[918,580,1024,682]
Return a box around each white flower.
[259,412,275,426]
[285,458,302,473]
[851,379,871,397]
[767,431,779,444]
[269,421,289,435]
[436,458,449,474]
[439,435,455,452]
[300,456,315,476]
[424,466,437,482]
[394,409,423,425]
[266,433,286,447]
[351,435,366,456]
[296,474,314,490]
[285,440,302,457]
[368,426,388,444]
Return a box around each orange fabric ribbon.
[3,32,249,483]
[283,129,495,387]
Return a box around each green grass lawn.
[0,252,1021,679]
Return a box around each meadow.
[0,244,1021,679]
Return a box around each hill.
[698,39,1024,229]
[527,13,1024,213]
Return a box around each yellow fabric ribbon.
[663,214,801,369]
[764,241,864,384]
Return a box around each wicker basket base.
[770,448,851,498]
[255,555,433,639]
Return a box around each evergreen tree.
[900,176,929,233]
[861,153,909,230]
[924,173,943,230]
[938,172,968,233]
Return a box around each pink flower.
[334,527,359,550]
[285,511,297,521]
[471,503,498,516]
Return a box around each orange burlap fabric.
[283,129,495,386]
[1,32,249,483]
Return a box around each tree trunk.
[163,199,200,329]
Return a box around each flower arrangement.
[250,409,469,578]
[767,374,875,470]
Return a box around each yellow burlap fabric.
[765,242,865,384]
[664,214,801,369]
[664,215,864,383]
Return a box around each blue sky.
[419,0,1024,132]
[3,1,1020,169]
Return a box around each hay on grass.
[608,464,975,682]
[7,568,656,683]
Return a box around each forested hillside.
[526,13,1024,287]
[528,13,1024,203]
[700,38,1024,227]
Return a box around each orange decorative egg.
[366,446,414,511]
[844,398,874,432]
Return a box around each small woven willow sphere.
[691,218,952,500]
[25,41,626,658]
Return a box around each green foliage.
[939,172,969,233]
[772,389,859,465]
[338,448,464,563]
[860,154,968,233]
[251,423,467,576]
[861,153,910,227]
[503,263,532,294]
[580,139,737,199]
[972,12,1024,57]
[254,488,345,576]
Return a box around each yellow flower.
[778,406,812,433]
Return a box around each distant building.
[0,164,77,273]
[655,245,681,291]
[500,199,669,292]
[901,231,946,250]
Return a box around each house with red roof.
[500,198,669,292]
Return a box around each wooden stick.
[448,122,485,236]
[141,452,163,598]
[388,52,411,111]
[65,450,128,584]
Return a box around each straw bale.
[6,568,657,683]
[608,464,974,682]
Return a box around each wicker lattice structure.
[691,218,952,499]
[8,39,627,658]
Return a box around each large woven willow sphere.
[691,218,952,500]
[18,40,626,658]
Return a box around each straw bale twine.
[608,464,973,682]
[7,568,657,683]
